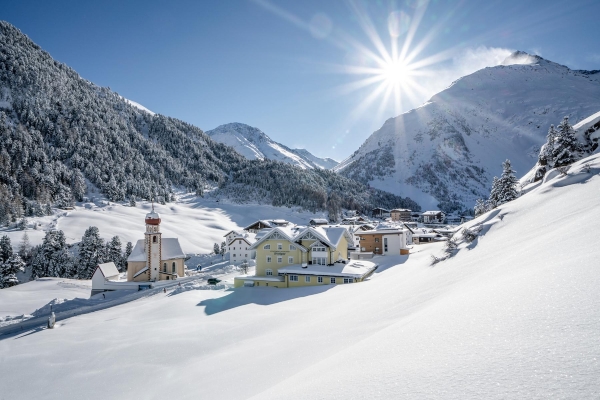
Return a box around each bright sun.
[381,60,410,86]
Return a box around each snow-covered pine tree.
[487,176,500,209]
[0,235,13,263]
[18,232,31,261]
[213,243,220,255]
[552,116,583,168]
[474,199,488,217]
[123,241,133,272]
[42,230,74,278]
[488,160,519,208]
[106,236,124,271]
[77,226,105,279]
[220,241,226,259]
[0,253,25,288]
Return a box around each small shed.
[91,262,121,295]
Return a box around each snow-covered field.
[0,155,599,398]
[0,193,329,254]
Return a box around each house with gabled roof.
[243,220,272,233]
[234,225,376,288]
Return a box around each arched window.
[172,262,176,274]
[163,263,167,272]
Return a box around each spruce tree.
[106,236,124,271]
[0,253,25,288]
[552,116,583,167]
[123,241,133,272]
[488,160,519,208]
[0,235,13,263]
[474,199,488,217]
[77,226,105,279]
[213,243,220,255]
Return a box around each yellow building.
[126,208,186,282]
[234,226,377,288]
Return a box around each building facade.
[126,208,186,282]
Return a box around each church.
[126,207,187,282]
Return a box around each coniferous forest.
[0,21,419,226]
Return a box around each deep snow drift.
[1,155,599,399]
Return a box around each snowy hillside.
[335,51,600,212]
[206,122,338,169]
[1,152,599,398]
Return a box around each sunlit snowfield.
[1,155,599,399]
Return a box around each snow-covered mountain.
[206,123,338,169]
[335,51,600,212]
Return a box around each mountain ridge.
[334,51,600,212]
[206,122,338,170]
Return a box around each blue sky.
[2,0,599,160]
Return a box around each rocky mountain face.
[334,51,600,212]
[206,123,338,170]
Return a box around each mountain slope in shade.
[335,51,600,212]
[206,123,338,169]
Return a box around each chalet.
[227,236,254,266]
[390,209,412,222]
[371,208,390,219]
[243,220,272,233]
[354,227,411,256]
[223,230,245,243]
[234,225,376,288]
[126,208,186,282]
[421,211,446,224]
[309,218,329,226]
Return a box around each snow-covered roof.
[127,238,186,262]
[133,266,148,278]
[390,209,411,212]
[95,262,120,279]
[243,220,272,230]
[422,211,444,215]
[146,210,160,219]
[223,230,244,238]
[277,260,377,278]
[310,218,329,224]
[227,236,253,247]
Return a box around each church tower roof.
[145,203,161,225]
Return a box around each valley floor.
[1,157,600,399]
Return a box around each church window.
[153,236,157,243]
[163,263,167,272]
[172,262,176,273]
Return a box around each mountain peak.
[206,123,338,169]
[501,50,542,66]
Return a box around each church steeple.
[144,203,162,281]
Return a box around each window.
[267,256,272,263]
[384,237,388,252]
[172,262,176,273]
[266,269,273,276]
[277,256,283,263]
[233,247,235,250]
[312,257,326,265]
[288,256,294,264]
[330,277,336,284]
[312,247,325,252]
[305,276,311,283]
[245,254,247,258]
[375,237,380,243]
[163,263,167,272]
[290,275,298,282]
[153,236,157,243]
[344,278,353,284]
[278,272,285,277]
[233,254,236,257]
[289,245,296,251]
[263,244,271,250]
[318,276,323,283]
[277,243,283,250]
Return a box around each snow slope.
[206,122,338,169]
[1,153,599,398]
[335,51,600,212]
[0,193,330,255]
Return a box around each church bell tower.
[144,204,162,281]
